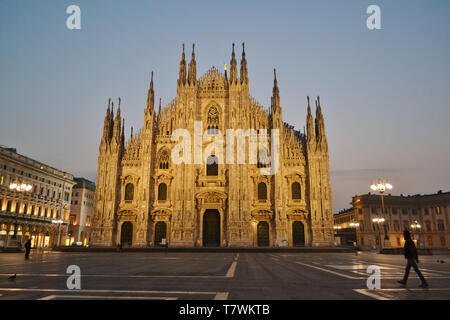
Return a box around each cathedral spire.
[306,96,315,141]
[229,43,237,84]
[315,96,326,138]
[240,42,248,84]
[113,99,122,140]
[158,98,162,116]
[102,98,112,142]
[272,68,280,108]
[147,71,155,112]
[178,44,186,86]
[188,44,197,85]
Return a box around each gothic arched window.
[159,150,170,169]
[258,182,267,200]
[158,183,167,201]
[292,182,301,200]
[125,183,134,201]
[207,106,219,134]
[206,155,218,176]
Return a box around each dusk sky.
[1,0,449,212]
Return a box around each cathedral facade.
[91,44,334,248]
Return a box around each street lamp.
[370,179,393,246]
[370,179,393,209]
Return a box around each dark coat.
[404,238,418,260]
[24,241,31,250]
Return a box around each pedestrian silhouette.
[24,239,32,260]
[397,230,428,288]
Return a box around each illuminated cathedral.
[91,43,334,247]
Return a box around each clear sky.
[1,0,449,212]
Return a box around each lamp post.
[370,179,393,246]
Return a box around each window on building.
[437,220,445,231]
[257,182,267,200]
[159,151,170,169]
[371,207,377,214]
[158,183,167,201]
[392,208,398,214]
[291,182,301,200]
[125,183,134,201]
[426,221,432,232]
[206,156,218,176]
[6,200,12,212]
[69,215,76,225]
[440,236,446,246]
[402,208,408,215]
[427,236,432,248]
[394,221,400,231]
[412,209,418,215]
[424,208,429,215]
[86,216,91,227]
[206,106,219,134]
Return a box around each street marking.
[353,289,390,300]
[0,288,227,298]
[0,273,228,279]
[326,264,394,270]
[214,292,229,300]
[225,253,239,278]
[38,295,177,300]
[295,262,360,279]
[354,288,450,300]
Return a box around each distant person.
[398,230,428,288]
[24,239,32,260]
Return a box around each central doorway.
[203,210,220,247]
[120,222,133,246]
[154,222,167,246]
[257,221,270,247]
[292,221,305,246]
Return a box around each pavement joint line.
[295,262,361,280]
[0,288,227,296]
[38,295,178,300]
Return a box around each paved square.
[0,251,448,300]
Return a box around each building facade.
[334,191,450,250]
[0,146,75,249]
[92,44,334,248]
[68,177,95,246]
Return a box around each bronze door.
[120,222,133,246]
[257,221,270,247]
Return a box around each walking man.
[24,239,32,260]
[398,230,428,288]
